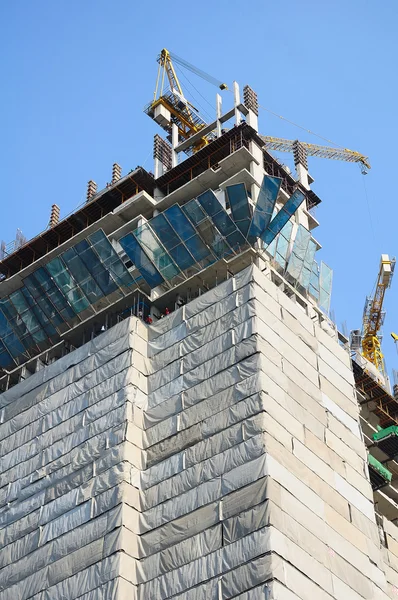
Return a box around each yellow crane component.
[145,49,227,153]
[362,255,395,378]
[260,136,371,174]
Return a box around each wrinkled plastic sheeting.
[0,317,141,408]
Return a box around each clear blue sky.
[1,1,398,377]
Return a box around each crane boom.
[260,136,371,173]
[146,49,227,153]
[362,255,395,377]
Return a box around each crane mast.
[145,49,227,153]
[362,255,395,377]
[145,49,370,172]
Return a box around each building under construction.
[1,51,398,599]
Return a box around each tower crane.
[361,255,395,378]
[145,49,371,173]
[145,49,228,153]
[260,136,371,174]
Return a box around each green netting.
[372,425,398,442]
[368,453,392,482]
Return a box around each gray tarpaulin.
[0,263,373,599]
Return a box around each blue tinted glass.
[300,239,317,290]
[26,270,75,320]
[75,239,119,296]
[319,262,333,314]
[197,190,222,217]
[168,243,196,270]
[0,298,34,344]
[62,249,104,303]
[21,288,57,336]
[9,291,47,343]
[182,199,207,224]
[184,236,214,263]
[286,225,311,282]
[134,224,179,281]
[0,309,14,339]
[0,341,14,369]
[211,212,246,246]
[150,214,181,248]
[261,190,305,245]
[28,270,76,319]
[309,261,320,302]
[163,206,213,263]
[46,259,90,313]
[3,331,29,358]
[226,231,246,251]
[248,176,281,241]
[88,230,135,289]
[119,233,164,289]
[225,183,251,237]
[195,219,231,258]
[164,205,197,240]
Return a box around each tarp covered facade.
[0,264,396,598]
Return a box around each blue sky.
[1,0,398,377]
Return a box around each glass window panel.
[0,299,34,343]
[119,233,164,289]
[248,176,281,241]
[182,199,207,224]
[164,205,197,241]
[46,258,90,313]
[309,261,320,302]
[134,224,179,280]
[21,289,57,337]
[300,239,317,290]
[184,235,214,264]
[150,214,181,249]
[265,238,277,257]
[27,270,76,320]
[61,249,104,304]
[226,231,246,251]
[0,309,14,339]
[0,341,14,369]
[261,189,305,245]
[197,190,223,217]
[225,183,251,237]
[88,230,135,289]
[36,295,64,327]
[167,243,196,271]
[74,239,118,297]
[286,225,310,279]
[3,331,29,358]
[163,206,214,264]
[195,219,231,258]
[212,211,241,238]
[319,262,333,314]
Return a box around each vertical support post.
[233,81,241,126]
[216,93,222,138]
[112,163,122,184]
[172,124,178,168]
[293,141,310,190]
[243,85,259,131]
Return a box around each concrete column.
[154,157,164,179]
[246,109,258,131]
[172,124,178,168]
[216,93,222,138]
[233,81,241,126]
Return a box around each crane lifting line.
[161,50,362,155]
[257,103,346,150]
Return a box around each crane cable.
[257,103,346,149]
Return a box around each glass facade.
[0,175,325,373]
[0,230,136,371]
